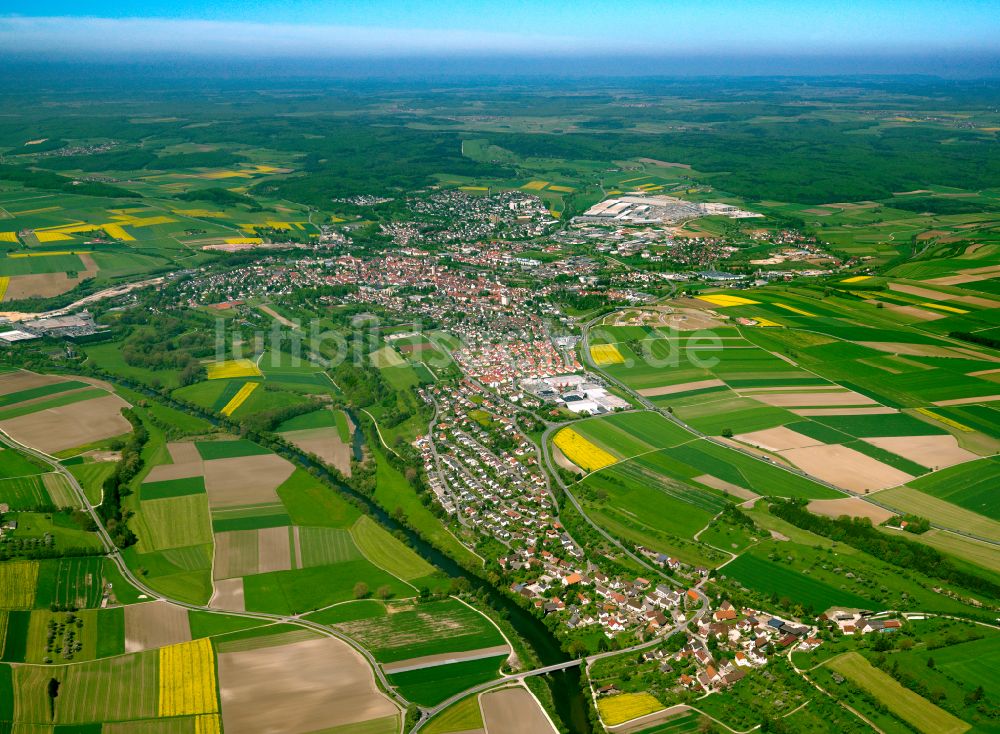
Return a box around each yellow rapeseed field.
[915,408,973,432]
[0,277,9,301]
[224,237,263,245]
[695,293,760,307]
[841,275,872,283]
[158,638,219,717]
[774,303,816,317]
[194,714,222,734]
[207,359,263,380]
[8,250,78,258]
[120,215,175,228]
[548,185,574,193]
[102,223,136,241]
[221,381,259,416]
[753,317,783,327]
[202,170,253,179]
[0,232,18,243]
[522,180,549,190]
[554,428,617,473]
[597,693,664,726]
[174,209,228,218]
[34,232,74,243]
[590,343,625,366]
[920,302,968,314]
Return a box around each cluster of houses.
[407,189,557,243]
[415,382,690,640]
[453,335,581,387]
[826,609,903,636]
[596,601,824,702]
[595,601,911,708]
[417,382,553,537]
[635,544,709,581]
[507,565,693,639]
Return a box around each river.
[104,376,591,732]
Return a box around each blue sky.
[0,1,997,63]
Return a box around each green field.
[0,475,53,508]
[0,380,90,408]
[134,494,213,551]
[632,712,710,734]
[242,558,414,615]
[331,598,506,663]
[298,526,364,566]
[722,552,876,613]
[826,652,970,734]
[194,439,270,460]
[140,475,206,500]
[387,654,507,706]
[578,462,721,541]
[67,462,117,505]
[875,486,1000,542]
[276,408,338,432]
[12,650,160,724]
[275,469,362,528]
[572,410,693,457]
[34,557,105,609]
[95,606,125,658]
[1,610,30,662]
[899,632,1000,701]
[210,505,292,532]
[0,447,48,477]
[907,458,1000,520]
[424,693,484,734]
[350,516,436,582]
[122,545,212,606]
[0,389,107,421]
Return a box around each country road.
[577,308,1000,548]
[413,589,711,730]
[0,428,413,714]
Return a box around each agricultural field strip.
[587,315,1000,529]
[821,651,971,734]
[0,428,417,712]
[567,438,701,484]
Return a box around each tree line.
[768,499,1000,602]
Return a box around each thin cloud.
[0,16,605,57]
[2,14,998,60]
